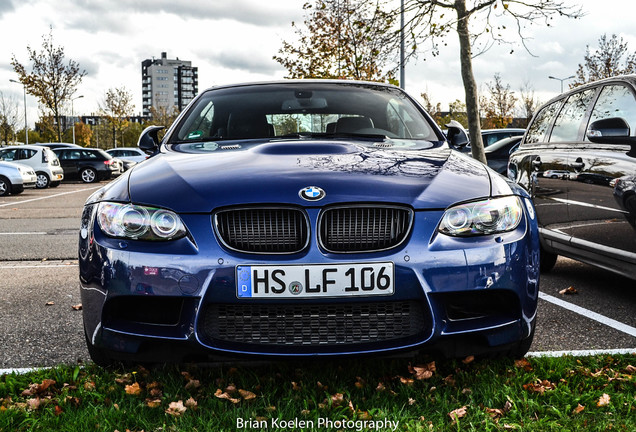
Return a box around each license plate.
[236,262,394,298]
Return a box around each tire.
[49,181,61,188]
[0,176,10,196]
[84,329,115,368]
[511,318,536,359]
[540,246,558,272]
[35,172,50,189]
[80,168,97,183]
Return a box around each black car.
[53,148,121,183]
[484,135,522,174]
[508,75,636,280]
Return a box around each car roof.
[1,144,46,151]
[200,79,400,94]
[540,74,636,106]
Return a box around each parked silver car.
[0,160,37,196]
[0,145,64,188]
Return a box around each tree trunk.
[454,0,486,164]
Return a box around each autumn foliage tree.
[572,34,636,87]
[11,28,86,142]
[274,0,397,82]
[480,73,517,129]
[384,0,582,164]
[99,87,135,148]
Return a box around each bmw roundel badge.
[299,186,326,201]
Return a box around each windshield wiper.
[278,132,388,141]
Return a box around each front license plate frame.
[236,262,394,298]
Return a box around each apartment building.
[141,52,198,118]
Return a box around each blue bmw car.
[79,80,540,365]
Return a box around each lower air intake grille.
[199,301,427,347]
[215,207,308,254]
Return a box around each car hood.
[96,140,503,212]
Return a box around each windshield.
[170,82,439,146]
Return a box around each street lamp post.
[548,75,575,93]
[71,95,84,145]
[9,79,27,145]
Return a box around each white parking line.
[527,348,635,358]
[0,263,79,270]
[0,185,101,208]
[0,232,47,235]
[539,292,636,338]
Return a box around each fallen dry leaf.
[408,362,436,380]
[514,358,533,371]
[597,393,611,407]
[124,382,142,396]
[449,406,467,422]
[462,355,475,364]
[53,405,63,416]
[572,403,585,414]
[71,304,82,311]
[214,389,240,404]
[399,376,415,386]
[146,399,162,408]
[523,379,556,395]
[559,286,578,295]
[291,381,301,391]
[354,376,365,389]
[330,393,345,407]
[184,397,198,409]
[238,389,256,400]
[485,407,504,420]
[376,382,385,392]
[625,365,636,374]
[165,400,187,416]
[45,301,55,306]
[26,398,41,410]
[22,379,56,396]
[185,379,200,390]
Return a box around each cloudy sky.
[0,0,634,128]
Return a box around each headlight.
[96,202,187,241]
[438,196,522,236]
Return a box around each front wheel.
[540,246,558,272]
[35,172,50,188]
[80,168,97,183]
[0,177,10,196]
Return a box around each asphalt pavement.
[0,182,634,369]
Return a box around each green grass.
[1,354,635,431]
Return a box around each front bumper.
[79,202,540,361]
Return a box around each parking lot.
[0,181,635,369]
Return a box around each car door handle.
[571,158,585,170]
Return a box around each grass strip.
[1,354,635,431]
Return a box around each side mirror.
[445,120,469,149]
[138,125,165,155]
[587,117,636,144]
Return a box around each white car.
[0,160,37,196]
[0,145,65,188]
[105,147,149,164]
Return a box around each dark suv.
[508,75,636,280]
[52,148,121,183]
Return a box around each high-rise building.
[141,52,198,118]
